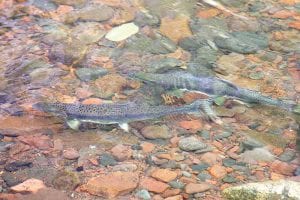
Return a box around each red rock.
[272,10,297,19]
[153,195,164,200]
[82,98,102,105]
[179,177,197,184]
[254,170,265,181]
[21,188,70,200]
[162,189,181,198]
[197,8,220,19]
[209,165,227,179]
[139,177,169,193]
[270,160,297,176]
[151,169,178,182]
[110,144,132,161]
[270,172,285,180]
[18,134,52,150]
[165,195,183,200]
[63,148,79,160]
[160,16,192,43]
[11,179,46,193]
[178,119,203,132]
[140,142,155,153]
[201,152,222,165]
[289,21,300,30]
[184,183,212,194]
[80,172,139,198]
[0,193,21,200]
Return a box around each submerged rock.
[105,23,139,42]
[178,136,207,151]
[75,67,108,82]
[215,32,268,54]
[52,0,87,7]
[240,148,275,164]
[222,180,300,200]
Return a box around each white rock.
[105,23,139,42]
[223,180,300,200]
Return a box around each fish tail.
[237,89,297,112]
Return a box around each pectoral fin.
[119,123,129,132]
[66,119,81,130]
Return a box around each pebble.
[151,169,178,182]
[80,172,139,198]
[112,163,137,172]
[75,67,108,82]
[110,144,132,161]
[222,175,237,183]
[98,153,118,167]
[278,149,296,162]
[140,177,169,193]
[178,136,207,151]
[223,158,237,167]
[197,172,212,181]
[5,161,32,172]
[169,181,185,189]
[191,163,210,172]
[63,148,80,160]
[209,164,227,179]
[185,183,212,194]
[11,178,46,193]
[136,189,151,200]
[214,131,232,140]
[105,23,139,42]
[141,125,171,139]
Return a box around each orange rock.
[197,8,220,19]
[57,95,77,103]
[179,177,197,184]
[201,152,222,165]
[164,195,183,200]
[162,189,181,198]
[270,160,297,176]
[110,144,132,161]
[81,98,102,105]
[18,134,53,150]
[289,20,300,30]
[273,31,285,40]
[139,177,169,193]
[170,136,180,148]
[80,172,139,198]
[272,147,284,156]
[272,10,297,19]
[270,172,285,181]
[11,179,46,193]
[184,183,212,194]
[220,183,231,190]
[178,119,203,132]
[254,170,265,181]
[279,0,297,5]
[209,165,227,179]
[63,148,79,160]
[156,153,172,160]
[75,88,93,99]
[140,142,155,153]
[295,83,300,92]
[160,16,192,43]
[151,169,178,182]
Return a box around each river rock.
[75,67,108,81]
[71,22,106,45]
[178,136,207,151]
[222,180,300,200]
[141,125,171,139]
[52,0,86,7]
[240,148,275,164]
[105,23,139,42]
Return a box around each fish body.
[33,100,210,131]
[133,72,297,112]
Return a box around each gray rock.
[240,148,275,164]
[214,131,232,140]
[222,175,237,183]
[295,167,300,176]
[136,189,151,200]
[197,172,211,181]
[141,125,171,139]
[178,36,206,51]
[75,67,108,81]
[248,1,266,12]
[193,46,218,69]
[215,32,268,54]
[182,171,192,177]
[64,5,114,24]
[34,0,57,11]
[169,180,185,189]
[98,153,117,167]
[0,142,14,152]
[179,136,207,151]
[191,163,210,172]
[242,138,264,150]
[223,158,237,167]
[197,130,210,140]
[52,0,86,7]
[278,149,296,162]
[146,57,182,73]
[219,0,248,7]
[134,11,160,27]
[222,180,300,200]
[30,67,67,86]
[112,163,138,172]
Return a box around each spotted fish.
[33,99,213,132]
[133,71,299,112]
